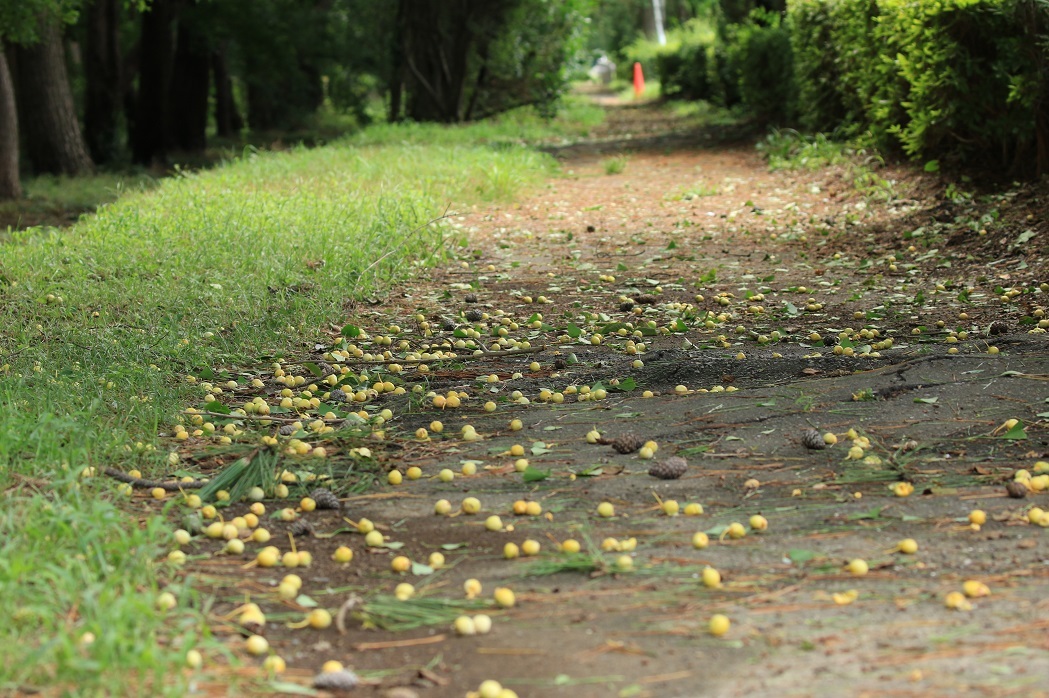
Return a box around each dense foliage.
[638,0,1048,173]
[791,0,1049,173]
[0,0,595,200]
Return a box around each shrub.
[624,18,717,101]
[788,0,1049,174]
[731,10,796,124]
[789,0,882,133]
[656,39,711,100]
[710,42,741,108]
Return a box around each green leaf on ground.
[787,549,818,564]
[531,442,552,455]
[522,466,551,482]
[411,562,434,575]
[1000,422,1027,440]
[847,506,885,521]
[203,400,230,414]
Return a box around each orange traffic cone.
[633,62,645,99]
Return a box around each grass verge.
[0,105,599,694]
[756,128,898,201]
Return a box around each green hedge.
[789,0,1049,173]
[730,10,795,125]
[625,19,718,101]
[657,39,712,101]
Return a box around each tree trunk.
[0,46,22,200]
[132,0,176,164]
[652,0,667,46]
[387,0,407,122]
[168,18,209,152]
[13,18,94,176]
[402,0,477,122]
[212,46,241,137]
[84,0,123,164]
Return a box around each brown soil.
[172,99,1049,698]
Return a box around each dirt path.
[181,101,1049,698]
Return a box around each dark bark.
[132,0,176,164]
[247,64,323,132]
[0,46,22,200]
[168,18,209,152]
[245,82,273,132]
[84,0,123,164]
[398,1,520,123]
[387,0,407,122]
[212,46,242,137]
[401,1,477,122]
[13,18,94,176]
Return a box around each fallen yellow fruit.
[891,481,914,497]
[962,580,990,598]
[708,614,730,637]
[493,587,515,608]
[847,559,869,576]
[944,591,972,611]
[832,589,859,606]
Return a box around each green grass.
[616,78,662,102]
[757,129,853,171]
[602,155,629,175]
[757,128,897,201]
[354,96,604,148]
[0,105,599,694]
[0,478,201,695]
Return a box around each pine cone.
[1005,480,1028,499]
[313,669,359,691]
[649,456,688,480]
[290,519,314,537]
[310,487,341,510]
[600,433,645,454]
[801,429,827,450]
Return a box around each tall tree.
[131,0,175,164]
[0,47,21,199]
[211,45,242,137]
[399,0,487,123]
[0,0,89,198]
[393,0,589,123]
[83,0,123,164]
[168,12,209,152]
[13,15,94,175]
